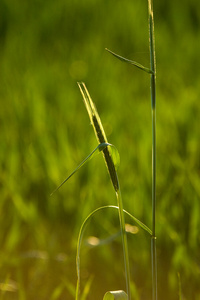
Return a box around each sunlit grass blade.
[50,142,110,196]
[78,82,131,299]
[105,48,154,74]
[78,82,119,192]
[103,290,128,300]
[125,209,152,235]
[76,205,152,300]
[109,144,120,170]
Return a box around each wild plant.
[52,0,157,299]
[51,82,152,299]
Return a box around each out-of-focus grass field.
[0,0,200,299]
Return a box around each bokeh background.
[0,0,199,299]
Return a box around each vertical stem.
[78,82,131,299]
[151,235,157,300]
[117,185,131,300]
[148,0,157,300]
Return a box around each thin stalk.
[148,0,157,300]
[116,185,131,300]
[78,82,131,300]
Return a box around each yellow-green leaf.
[50,142,109,196]
[103,290,128,300]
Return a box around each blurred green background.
[0,0,200,299]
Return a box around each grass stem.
[148,0,157,299]
[116,187,131,300]
[78,82,131,300]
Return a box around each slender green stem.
[151,108,156,237]
[148,0,157,299]
[116,185,131,300]
[78,82,131,300]
[151,236,157,300]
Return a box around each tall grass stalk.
[78,82,131,300]
[106,0,157,296]
[116,187,131,300]
[148,0,157,299]
[53,1,157,297]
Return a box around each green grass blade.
[78,82,108,144]
[125,208,152,235]
[78,83,131,299]
[50,142,110,196]
[105,48,154,74]
[108,144,120,170]
[103,290,128,300]
[78,82,119,192]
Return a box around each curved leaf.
[106,48,154,75]
[108,144,120,170]
[50,142,110,196]
[78,82,120,192]
[103,290,128,300]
